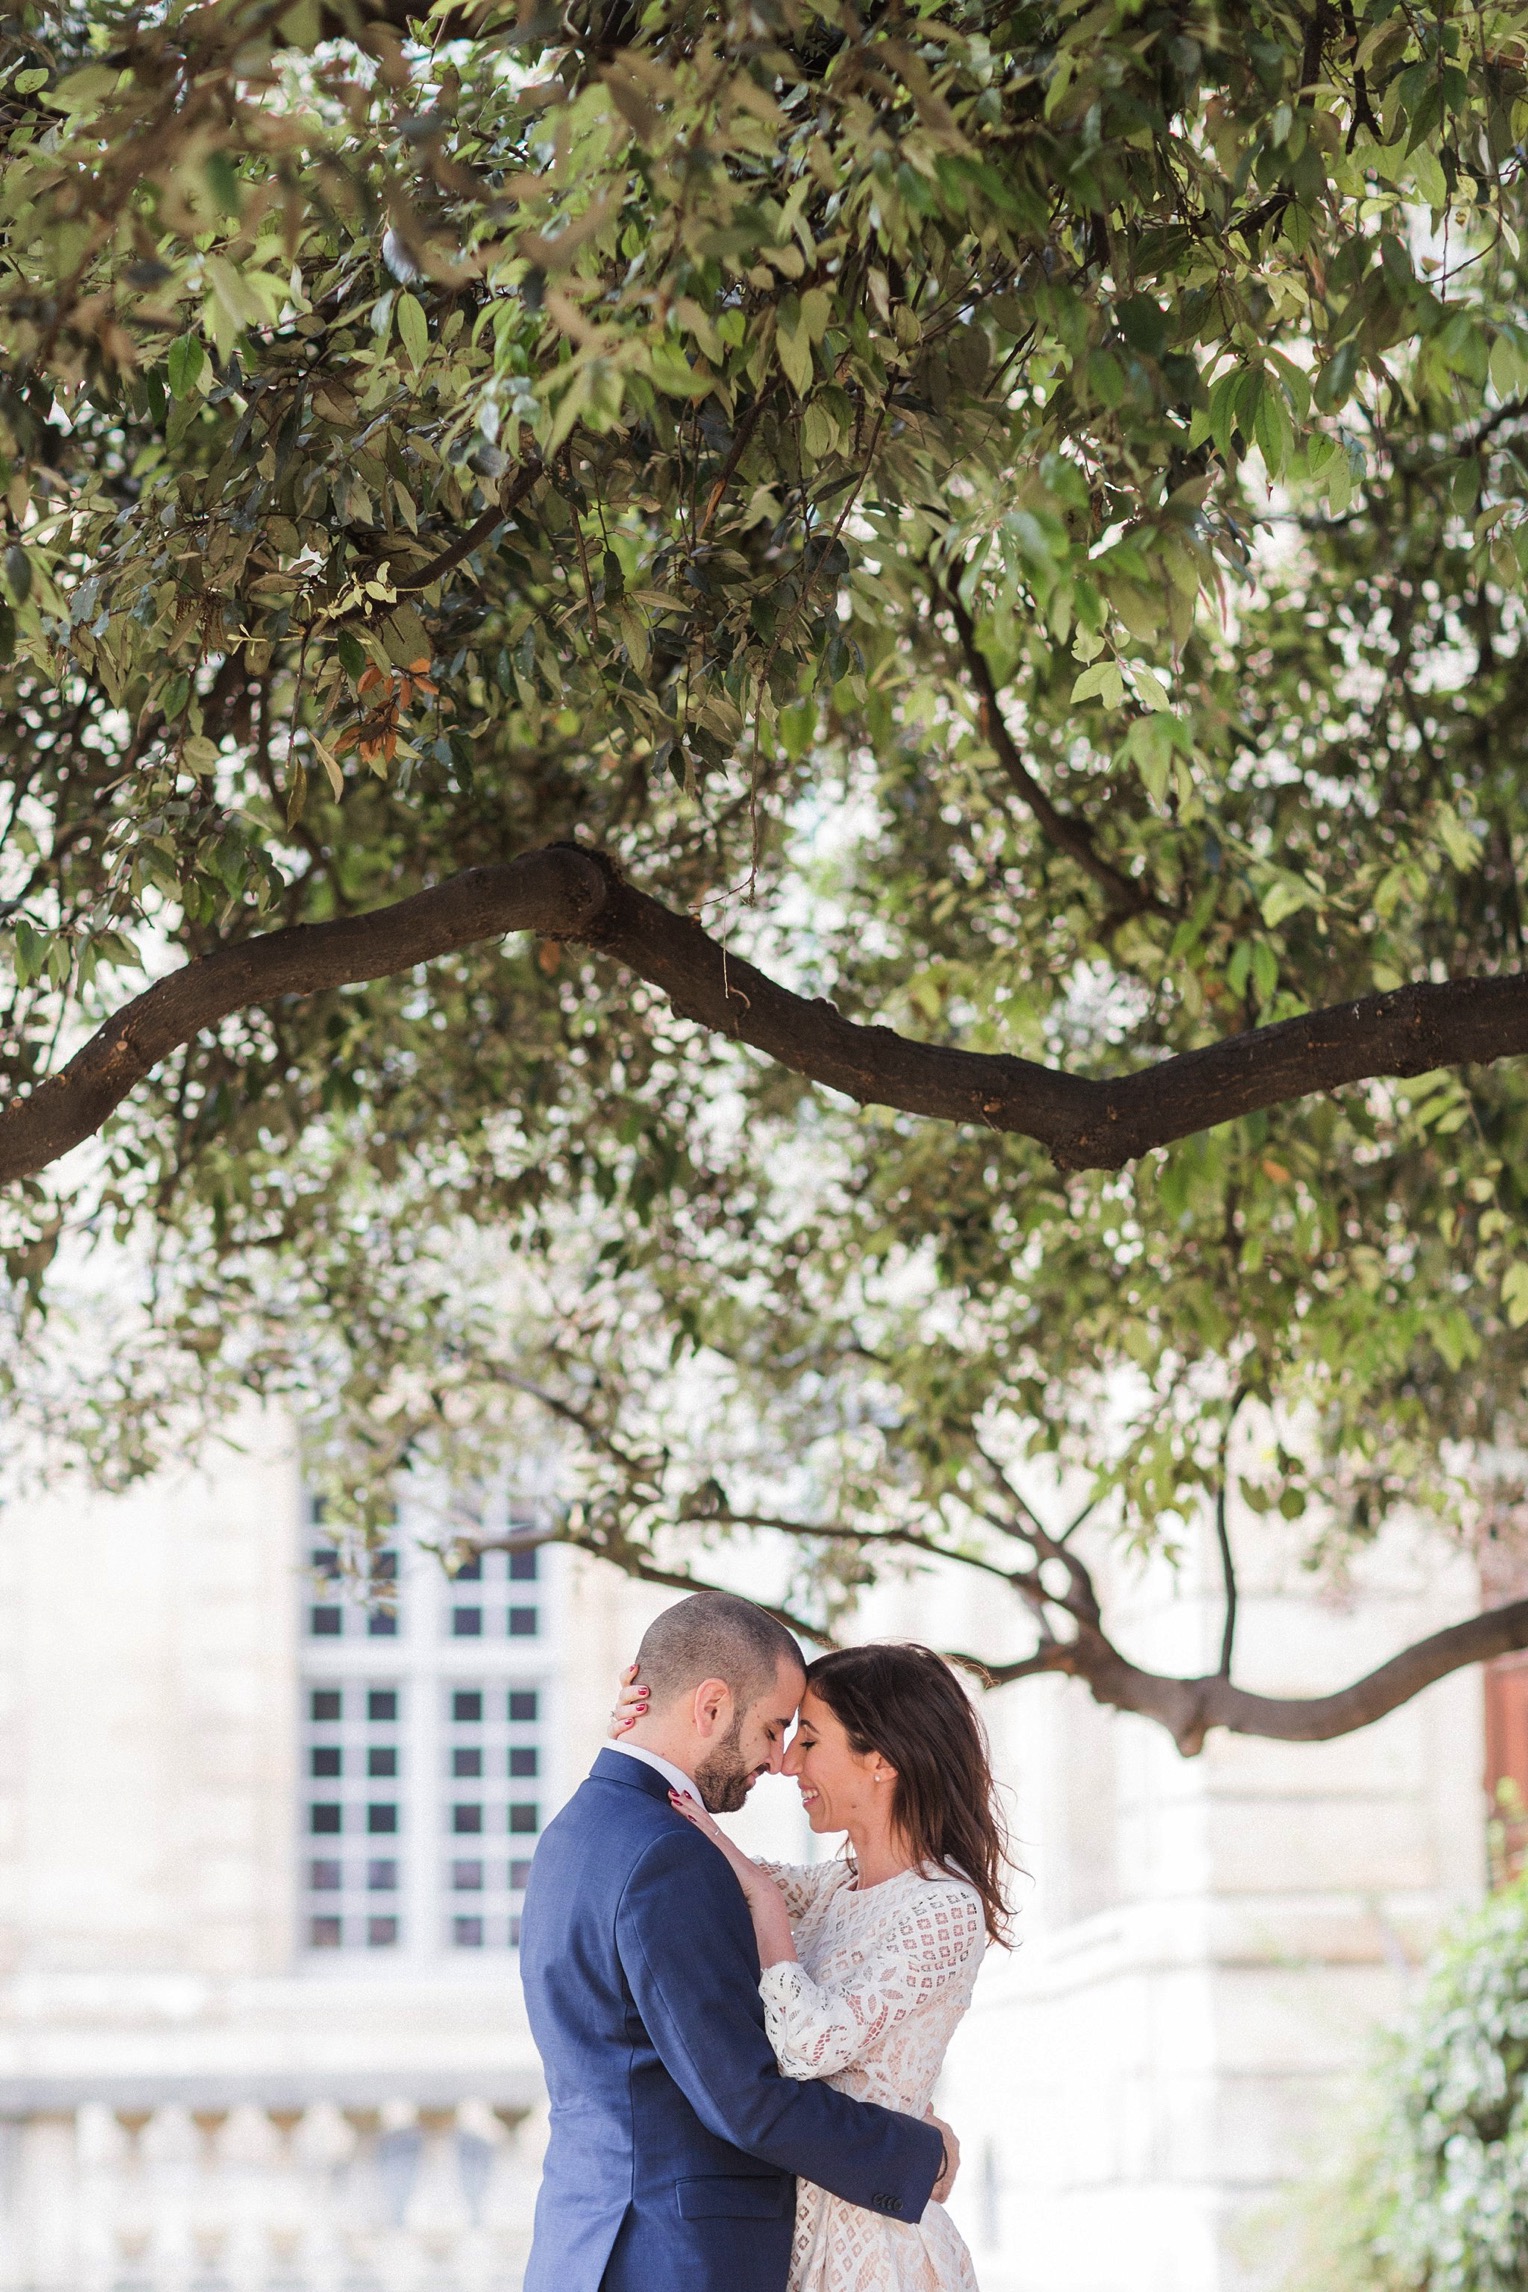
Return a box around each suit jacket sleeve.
[615,1827,943,2223]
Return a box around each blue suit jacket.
[520,1748,942,2292]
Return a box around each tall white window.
[298,1504,559,1963]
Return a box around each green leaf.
[776,302,813,397]
[12,920,44,987]
[1435,804,1480,873]
[383,603,432,668]
[1117,297,1167,359]
[396,292,430,371]
[1260,874,1317,928]
[1504,1264,1528,1329]
[779,698,816,759]
[166,336,207,400]
[1071,660,1124,706]
[204,151,241,217]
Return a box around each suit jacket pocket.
[675,2174,790,2220]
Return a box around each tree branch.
[0,844,609,1185]
[972,1596,1528,1756]
[1215,1388,1247,1678]
[10,840,1528,1185]
[485,1504,1528,1758]
[941,582,1159,917]
[1215,1473,1238,1680]
[712,1509,1021,1583]
[389,460,541,596]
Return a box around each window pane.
[367,1612,398,1639]
[454,1555,483,1582]
[453,1748,482,1779]
[309,1607,342,1638]
[367,1859,398,1892]
[509,1549,539,1582]
[509,1804,539,1836]
[451,1859,484,1891]
[310,1805,342,1835]
[367,1917,399,1949]
[367,1747,398,1778]
[510,1914,523,1948]
[508,1691,538,1723]
[309,1497,329,1526]
[367,1689,398,1723]
[367,1804,398,1835]
[509,1860,534,1891]
[310,1548,340,1578]
[309,1860,342,1892]
[452,1805,483,1835]
[453,1917,484,1949]
[310,1916,343,1948]
[509,1747,538,1779]
[310,1746,342,1778]
[453,1691,483,1723]
[372,1551,399,1582]
[452,1608,483,1638]
[508,1607,537,1638]
[311,1689,342,1722]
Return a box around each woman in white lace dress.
[613,1641,1012,2292]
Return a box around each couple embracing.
[521,1589,1010,2292]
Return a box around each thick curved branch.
[975,1596,1528,1756]
[0,845,609,1184]
[9,841,1528,1185]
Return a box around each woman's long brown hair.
[804,1643,1014,1944]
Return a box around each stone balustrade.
[0,2084,543,2292]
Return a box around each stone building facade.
[0,1418,1494,2290]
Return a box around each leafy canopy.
[4,0,1528,1635]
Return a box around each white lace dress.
[755,1859,985,2292]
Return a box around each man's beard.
[694,1717,760,1814]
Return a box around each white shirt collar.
[605,1740,699,1801]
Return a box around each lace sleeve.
[751,1859,848,1920]
[757,1881,984,2081]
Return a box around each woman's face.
[782,1687,894,1834]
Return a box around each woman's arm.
[668,1792,797,1966]
[752,1858,844,1920]
[759,1884,984,2082]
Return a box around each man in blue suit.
[521,1590,955,2292]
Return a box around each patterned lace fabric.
[755,1859,986,2292]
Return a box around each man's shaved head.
[637,1591,803,1715]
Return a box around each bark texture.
[5,840,1528,1186]
[983,1600,1528,1756]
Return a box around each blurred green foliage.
[1290,1877,1528,2292]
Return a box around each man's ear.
[691,1676,734,1738]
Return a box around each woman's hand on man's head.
[609,1662,649,1737]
